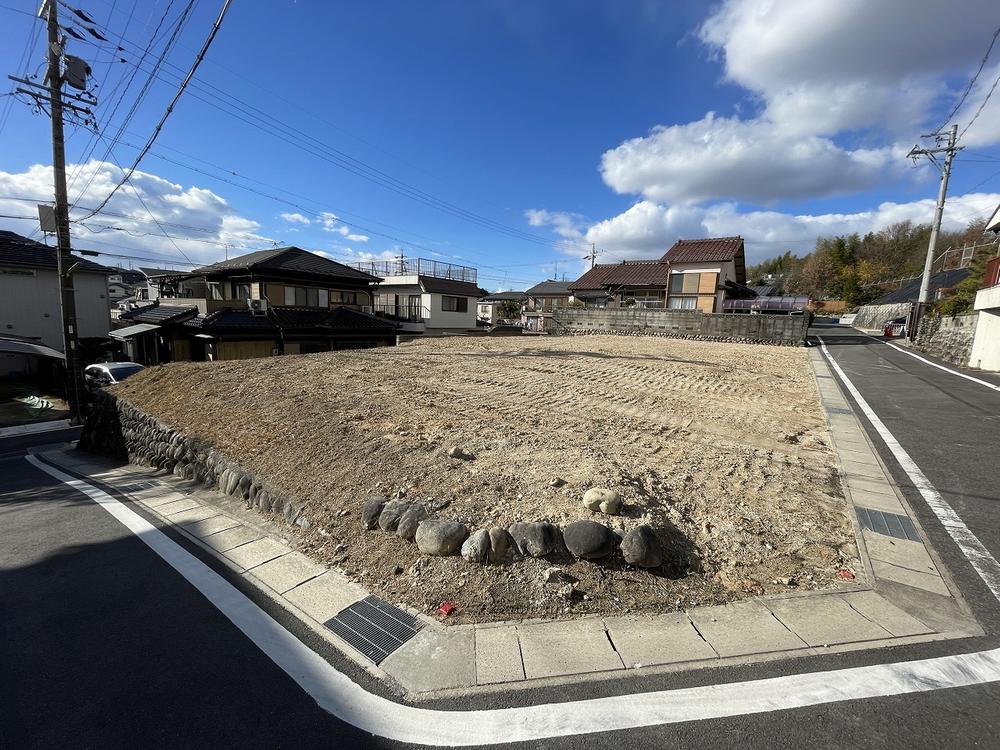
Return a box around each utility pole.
[583,243,599,269]
[44,0,85,421]
[907,123,961,339]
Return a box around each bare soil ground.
[113,335,861,624]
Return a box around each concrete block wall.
[551,308,809,344]
[852,302,912,331]
[914,313,979,366]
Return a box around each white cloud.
[280,212,310,225]
[601,113,905,204]
[0,161,273,268]
[583,194,1000,265]
[598,0,1000,207]
[316,211,368,242]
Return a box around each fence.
[550,308,810,344]
[352,257,477,284]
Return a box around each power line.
[959,67,1000,142]
[935,23,1000,134]
[80,0,232,220]
[74,21,591,253]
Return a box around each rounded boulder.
[582,488,622,515]
[621,525,663,568]
[415,520,468,556]
[563,520,618,560]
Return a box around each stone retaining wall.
[79,389,312,529]
[79,390,679,572]
[914,313,979,367]
[550,308,810,345]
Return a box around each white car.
[84,362,145,388]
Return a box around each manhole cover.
[325,595,422,665]
[856,506,920,542]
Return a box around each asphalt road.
[2,330,1000,750]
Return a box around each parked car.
[84,362,145,389]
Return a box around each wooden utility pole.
[45,0,85,420]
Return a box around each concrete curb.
[0,418,71,437]
[39,433,982,701]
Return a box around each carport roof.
[109,323,160,339]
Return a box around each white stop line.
[25,452,1000,747]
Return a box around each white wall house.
[969,257,1000,371]
[0,230,113,350]
[662,237,747,313]
[355,258,485,333]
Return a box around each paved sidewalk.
[38,356,982,698]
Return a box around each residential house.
[569,260,672,308]
[0,230,113,375]
[661,236,749,312]
[353,257,487,333]
[523,280,574,332]
[477,291,526,325]
[113,246,396,363]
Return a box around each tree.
[496,298,523,319]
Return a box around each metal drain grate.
[324,595,422,665]
[856,506,921,542]
[119,480,160,492]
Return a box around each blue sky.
[2,0,1000,290]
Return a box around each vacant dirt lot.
[113,335,861,624]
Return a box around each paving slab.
[863,531,939,574]
[605,613,718,668]
[517,618,624,679]
[200,524,263,553]
[848,476,900,499]
[852,490,908,515]
[764,595,891,646]
[688,600,808,657]
[182,514,241,538]
[474,626,525,685]
[841,590,932,637]
[871,559,952,597]
[166,506,220,526]
[153,497,202,516]
[223,537,290,569]
[381,628,476,694]
[283,571,367,623]
[839,458,884,479]
[249,551,326,594]
[139,491,191,509]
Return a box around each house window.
[208,282,224,300]
[284,286,295,306]
[318,289,329,307]
[294,287,308,306]
[668,296,697,310]
[441,295,468,312]
[342,291,357,305]
[232,283,251,300]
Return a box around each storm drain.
[324,595,422,665]
[119,480,160,492]
[856,506,921,542]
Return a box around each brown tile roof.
[660,236,744,263]
[569,260,671,290]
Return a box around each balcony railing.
[353,257,477,284]
[373,303,427,322]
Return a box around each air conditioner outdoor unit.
[248,298,268,315]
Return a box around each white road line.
[877,337,1000,393]
[24,454,1000,745]
[818,336,1000,601]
